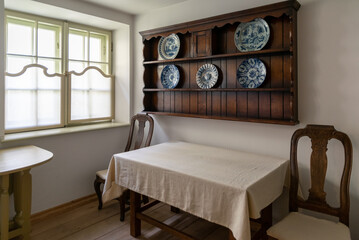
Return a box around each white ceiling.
[78,0,189,15]
[4,0,190,29]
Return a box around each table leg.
[170,206,180,213]
[261,204,272,231]
[228,229,235,240]
[1,175,10,240]
[130,190,141,237]
[13,170,32,240]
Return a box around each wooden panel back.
[125,114,154,152]
[289,125,353,226]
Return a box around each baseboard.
[31,194,97,223]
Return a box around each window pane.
[37,68,62,90]
[6,68,37,90]
[71,74,88,90]
[90,35,101,62]
[7,18,35,55]
[70,69,112,121]
[88,69,111,90]
[89,91,111,118]
[38,58,62,74]
[5,90,37,129]
[89,63,109,75]
[69,29,88,61]
[38,90,61,125]
[71,90,111,120]
[5,66,62,130]
[6,55,35,73]
[68,60,88,73]
[71,90,89,120]
[38,23,61,58]
[90,33,108,62]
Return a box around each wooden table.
[102,142,288,240]
[0,145,53,240]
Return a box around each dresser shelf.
[143,111,299,125]
[143,48,291,65]
[143,88,291,92]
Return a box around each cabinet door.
[192,30,212,57]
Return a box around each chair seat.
[96,169,108,180]
[267,212,351,240]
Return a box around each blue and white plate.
[161,65,180,89]
[237,58,266,88]
[196,64,218,89]
[234,18,270,52]
[158,34,180,60]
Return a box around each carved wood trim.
[140,0,300,41]
[66,66,113,78]
[6,64,64,78]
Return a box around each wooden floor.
[29,196,258,240]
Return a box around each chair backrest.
[124,113,154,152]
[289,124,352,226]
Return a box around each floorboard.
[28,198,243,240]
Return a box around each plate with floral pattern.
[158,34,180,60]
[161,65,180,89]
[237,58,266,88]
[196,64,218,89]
[234,18,270,52]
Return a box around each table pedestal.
[1,175,10,240]
[0,145,53,240]
[0,170,32,240]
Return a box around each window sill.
[1,122,130,142]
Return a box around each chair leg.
[170,206,180,213]
[119,190,129,222]
[142,195,149,204]
[94,177,103,210]
[267,236,278,240]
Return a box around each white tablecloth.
[102,142,288,240]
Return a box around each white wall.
[134,0,359,238]
[0,0,4,138]
[1,127,130,212]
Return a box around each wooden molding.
[31,194,97,224]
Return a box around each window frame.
[5,11,64,70]
[4,10,114,134]
[66,22,112,74]
[66,22,113,125]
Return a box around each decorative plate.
[158,33,180,60]
[196,64,218,89]
[161,65,180,89]
[234,18,270,52]
[237,58,266,88]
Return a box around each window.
[4,11,113,133]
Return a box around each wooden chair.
[94,113,154,221]
[267,124,353,240]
